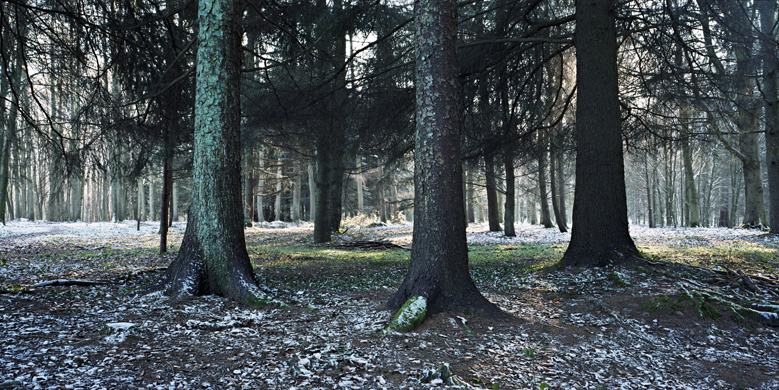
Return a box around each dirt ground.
[1,221,778,390]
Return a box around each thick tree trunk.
[503,153,516,237]
[562,0,638,267]
[156,0,270,305]
[388,0,502,318]
[760,0,779,232]
[485,154,502,231]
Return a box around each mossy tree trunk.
[562,0,638,267]
[156,0,269,305]
[388,0,503,319]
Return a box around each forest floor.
[1,219,778,390]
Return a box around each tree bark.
[292,158,301,221]
[156,0,270,305]
[681,134,700,227]
[760,0,778,232]
[388,0,502,318]
[562,0,638,267]
[485,153,502,231]
[503,152,516,237]
[160,155,172,253]
[308,161,315,222]
[538,131,553,228]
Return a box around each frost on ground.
[0,220,778,389]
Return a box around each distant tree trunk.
[292,158,301,221]
[644,154,655,228]
[562,0,638,267]
[557,149,568,230]
[388,0,502,318]
[275,163,283,221]
[172,180,178,222]
[538,131,553,228]
[485,154,502,231]
[378,165,387,223]
[681,133,700,227]
[308,161,315,222]
[149,177,155,221]
[760,0,778,233]
[257,147,265,222]
[466,163,475,223]
[160,154,172,253]
[528,188,538,224]
[137,177,145,221]
[503,153,516,237]
[328,151,345,231]
[549,146,566,233]
[157,0,270,305]
[244,146,256,225]
[355,155,364,214]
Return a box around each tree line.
[0,0,776,313]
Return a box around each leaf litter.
[0,220,777,389]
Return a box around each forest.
[0,0,779,389]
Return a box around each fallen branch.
[313,240,410,251]
[34,279,109,287]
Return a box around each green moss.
[383,295,427,333]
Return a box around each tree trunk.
[538,132,553,228]
[549,146,567,233]
[528,188,538,224]
[292,158,301,221]
[308,161,315,222]
[160,155,172,253]
[149,177,155,221]
[503,153,516,237]
[356,155,364,214]
[562,0,638,267]
[557,149,568,230]
[275,163,283,221]
[644,153,655,228]
[388,0,502,319]
[137,177,145,221]
[485,154,502,231]
[156,0,271,305]
[466,163,475,223]
[244,146,256,225]
[682,135,700,227]
[760,0,779,232]
[314,144,332,241]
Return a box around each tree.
[758,0,778,233]
[562,0,638,267]
[154,0,271,305]
[388,0,502,318]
